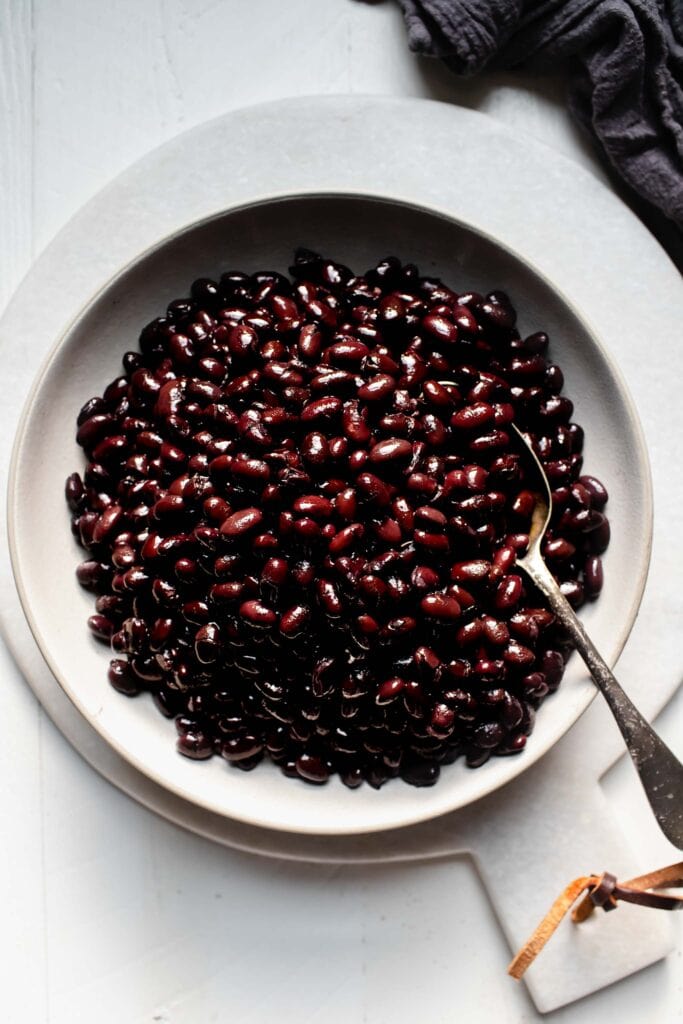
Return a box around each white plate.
[8,190,652,835]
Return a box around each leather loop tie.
[508,861,683,980]
[588,872,618,912]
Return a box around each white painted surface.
[1,2,681,1022]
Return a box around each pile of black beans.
[66,250,610,788]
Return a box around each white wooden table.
[1,2,681,1021]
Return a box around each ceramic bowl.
[8,192,652,835]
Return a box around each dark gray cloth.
[396,0,683,264]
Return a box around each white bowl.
[8,192,652,835]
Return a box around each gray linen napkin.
[394,0,683,267]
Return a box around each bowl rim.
[7,188,654,835]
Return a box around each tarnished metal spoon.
[510,422,683,849]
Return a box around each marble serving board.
[1,96,681,1013]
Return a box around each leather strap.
[508,862,683,980]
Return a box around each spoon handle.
[520,555,683,850]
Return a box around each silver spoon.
[509,421,683,849]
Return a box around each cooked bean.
[295,753,329,783]
[108,658,140,696]
[450,402,494,431]
[450,559,491,583]
[544,537,576,561]
[301,396,342,422]
[494,575,523,611]
[357,374,395,401]
[220,507,263,536]
[421,313,458,344]
[356,472,392,507]
[369,438,413,464]
[420,593,461,620]
[584,555,604,597]
[239,599,276,627]
[280,603,311,637]
[88,614,114,641]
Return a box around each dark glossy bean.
[76,413,116,449]
[372,517,401,544]
[92,504,124,544]
[414,506,446,531]
[450,559,491,583]
[508,612,538,643]
[455,619,482,646]
[302,430,330,466]
[327,522,363,554]
[231,457,270,482]
[340,401,370,444]
[76,560,108,589]
[369,437,413,464]
[297,323,322,359]
[508,354,547,381]
[293,495,332,519]
[348,449,368,473]
[301,396,342,422]
[579,475,609,509]
[108,659,140,696]
[482,616,510,646]
[451,402,494,431]
[239,599,276,627]
[522,671,549,698]
[584,555,604,598]
[111,544,136,569]
[420,413,448,446]
[406,473,438,496]
[494,575,523,611]
[295,753,329,784]
[422,313,458,344]
[511,489,535,519]
[221,735,264,762]
[77,396,110,426]
[400,758,440,786]
[420,593,461,619]
[92,435,128,464]
[414,529,450,552]
[539,395,573,422]
[316,578,342,617]
[293,516,320,540]
[177,730,214,760]
[88,614,114,640]
[468,430,510,453]
[280,603,311,637]
[357,374,395,402]
[541,650,565,687]
[473,721,506,749]
[544,537,576,561]
[356,472,392,507]
[65,472,85,511]
[376,677,406,704]
[220,507,263,536]
[194,623,222,663]
[586,517,611,554]
[503,641,535,667]
[492,545,516,575]
[428,703,455,738]
[560,579,585,608]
